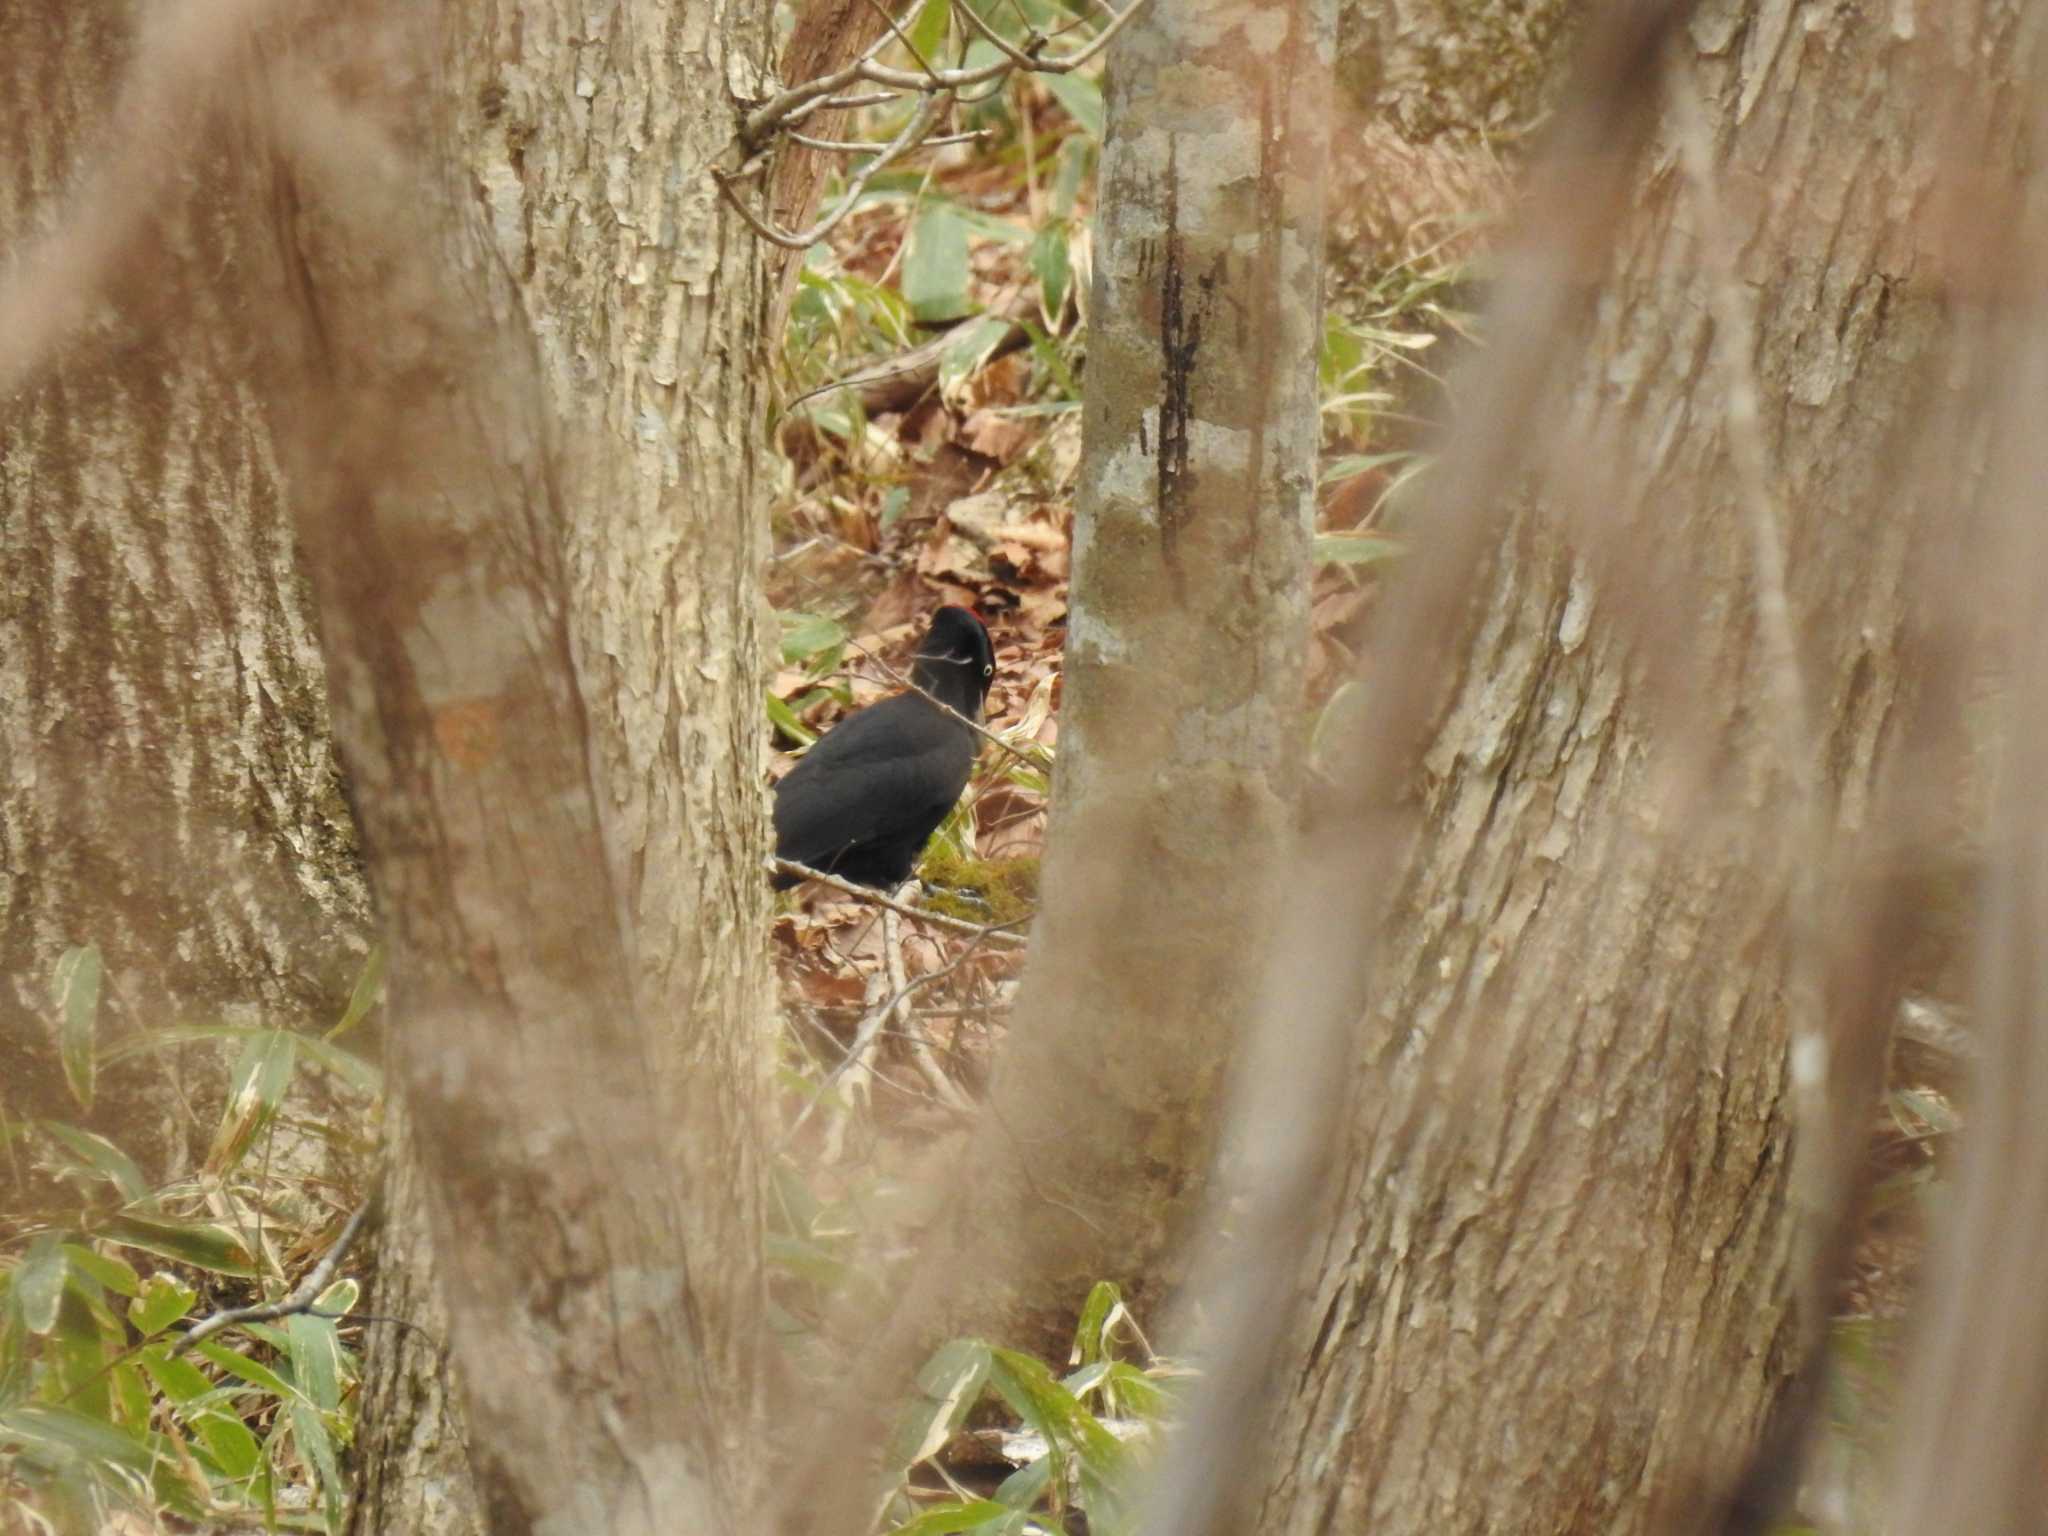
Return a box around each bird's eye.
[982,663,993,677]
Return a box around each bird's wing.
[772,697,975,864]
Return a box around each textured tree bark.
[444,0,778,1461]
[1327,0,1582,264]
[1258,3,2025,1533]
[923,0,1334,1354]
[258,1,777,1528]
[1337,0,1583,143]
[0,2,368,1143]
[343,1097,483,1536]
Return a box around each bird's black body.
[773,606,995,890]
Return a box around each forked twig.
[173,1202,372,1357]
[723,0,1149,249]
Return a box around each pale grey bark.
[1259,2,2026,1532]
[0,2,369,1141]
[927,0,1334,1352]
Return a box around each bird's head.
[911,606,995,720]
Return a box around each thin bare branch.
[770,858,1033,945]
[861,0,945,88]
[173,1203,373,1357]
[789,127,987,153]
[719,91,953,250]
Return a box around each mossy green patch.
[916,845,1040,927]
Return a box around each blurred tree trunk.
[0,3,369,1149]
[263,1,778,1530]
[1336,0,1582,144]
[1329,0,1583,264]
[923,0,1333,1353]
[1887,39,2048,1527]
[1258,2,2023,1532]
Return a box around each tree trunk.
[1327,0,1582,264]
[924,0,1333,1354]
[1259,2,2022,1532]
[0,2,368,1145]
[1887,45,2048,1527]
[343,1097,483,1536]
[1336,0,1582,144]
[444,0,778,1450]
[259,1,777,1528]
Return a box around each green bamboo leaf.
[51,945,102,1112]
[1069,1280,1121,1368]
[1030,220,1072,321]
[140,1345,266,1485]
[889,1498,1032,1535]
[109,1362,154,1434]
[904,0,952,68]
[129,1273,197,1338]
[287,1310,343,1411]
[1049,137,1089,219]
[41,1121,149,1204]
[0,1402,154,1473]
[1041,71,1102,140]
[330,944,386,1039]
[944,206,1033,246]
[293,1398,344,1531]
[314,1277,360,1320]
[62,1243,139,1298]
[1318,450,1413,486]
[885,1338,991,1476]
[96,1021,257,1064]
[192,1338,306,1403]
[939,315,1017,399]
[206,1028,297,1173]
[988,1347,1125,1471]
[1312,532,1404,567]
[102,1215,256,1277]
[767,689,819,750]
[137,1344,215,1406]
[904,204,973,323]
[1063,1360,1111,1397]
[1071,1359,1174,1422]
[197,1407,263,1484]
[0,1401,216,1520]
[295,1033,383,1096]
[16,1233,68,1335]
[780,610,849,667]
[993,1455,1052,1509]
